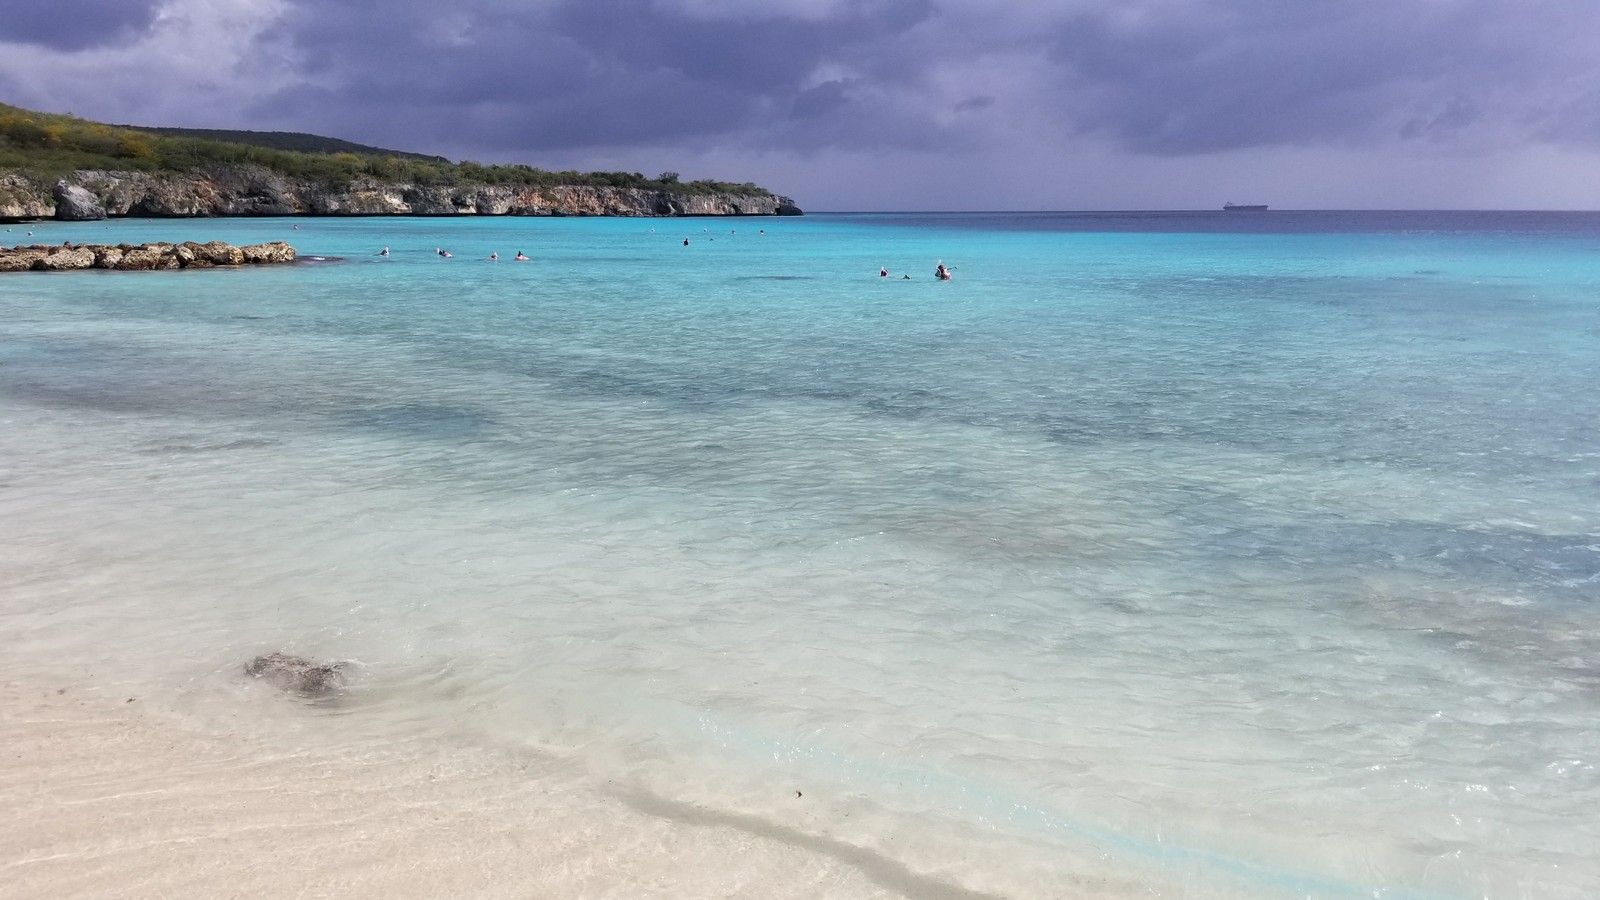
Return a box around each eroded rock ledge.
[1,167,803,220]
[0,240,296,272]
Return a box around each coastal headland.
[0,239,296,271]
[0,102,802,221]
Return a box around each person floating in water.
[377,246,389,256]
[515,251,529,261]
[487,252,498,261]
[935,260,952,280]
[880,267,889,277]
[437,248,453,258]
[683,238,690,246]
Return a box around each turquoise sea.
[3,211,1598,898]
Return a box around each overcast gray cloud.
[3,0,1600,209]
[245,0,944,155]
[0,0,162,51]
[1042,0,1600,153]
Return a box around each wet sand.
[0,679,909,900]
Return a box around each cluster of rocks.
[0,169,803,220]
[0,239,296,272]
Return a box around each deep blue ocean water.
[2,210,1598,898]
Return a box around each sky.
[3,0,1599,211]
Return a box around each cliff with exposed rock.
[0,167,803,221]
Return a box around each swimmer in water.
[880,267,889,277]
[488,252,498,261]
[378,246,389,256]
[515,251,529,261]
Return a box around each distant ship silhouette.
[1223,202,1268,211]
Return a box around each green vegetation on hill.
[0,103,772,196]
[116,125,449,163]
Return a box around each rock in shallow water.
[53,180,107,221]
[0,240,295,271]
[244,653,346,696]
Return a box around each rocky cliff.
[0,167,803,220]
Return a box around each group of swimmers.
[879,260,955,280]
[682,228,766,246]
[376,228,771,257]
[377,246,531,261]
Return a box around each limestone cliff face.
[0,167,802,220]
[0,174,54,219]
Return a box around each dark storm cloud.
[792,80,851,119]
[0,0,161,51]
[1043,0,1600,153]
[550,0,847,93]
[251,0,940,157]
[234,0,1600,162]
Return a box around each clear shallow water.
[3,211,1599,898]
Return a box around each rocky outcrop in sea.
[244,652,347,696]
[0,239,297,271]
[0,167,803,220]
[52,179,106,221]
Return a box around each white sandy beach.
[1,678,921,900]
